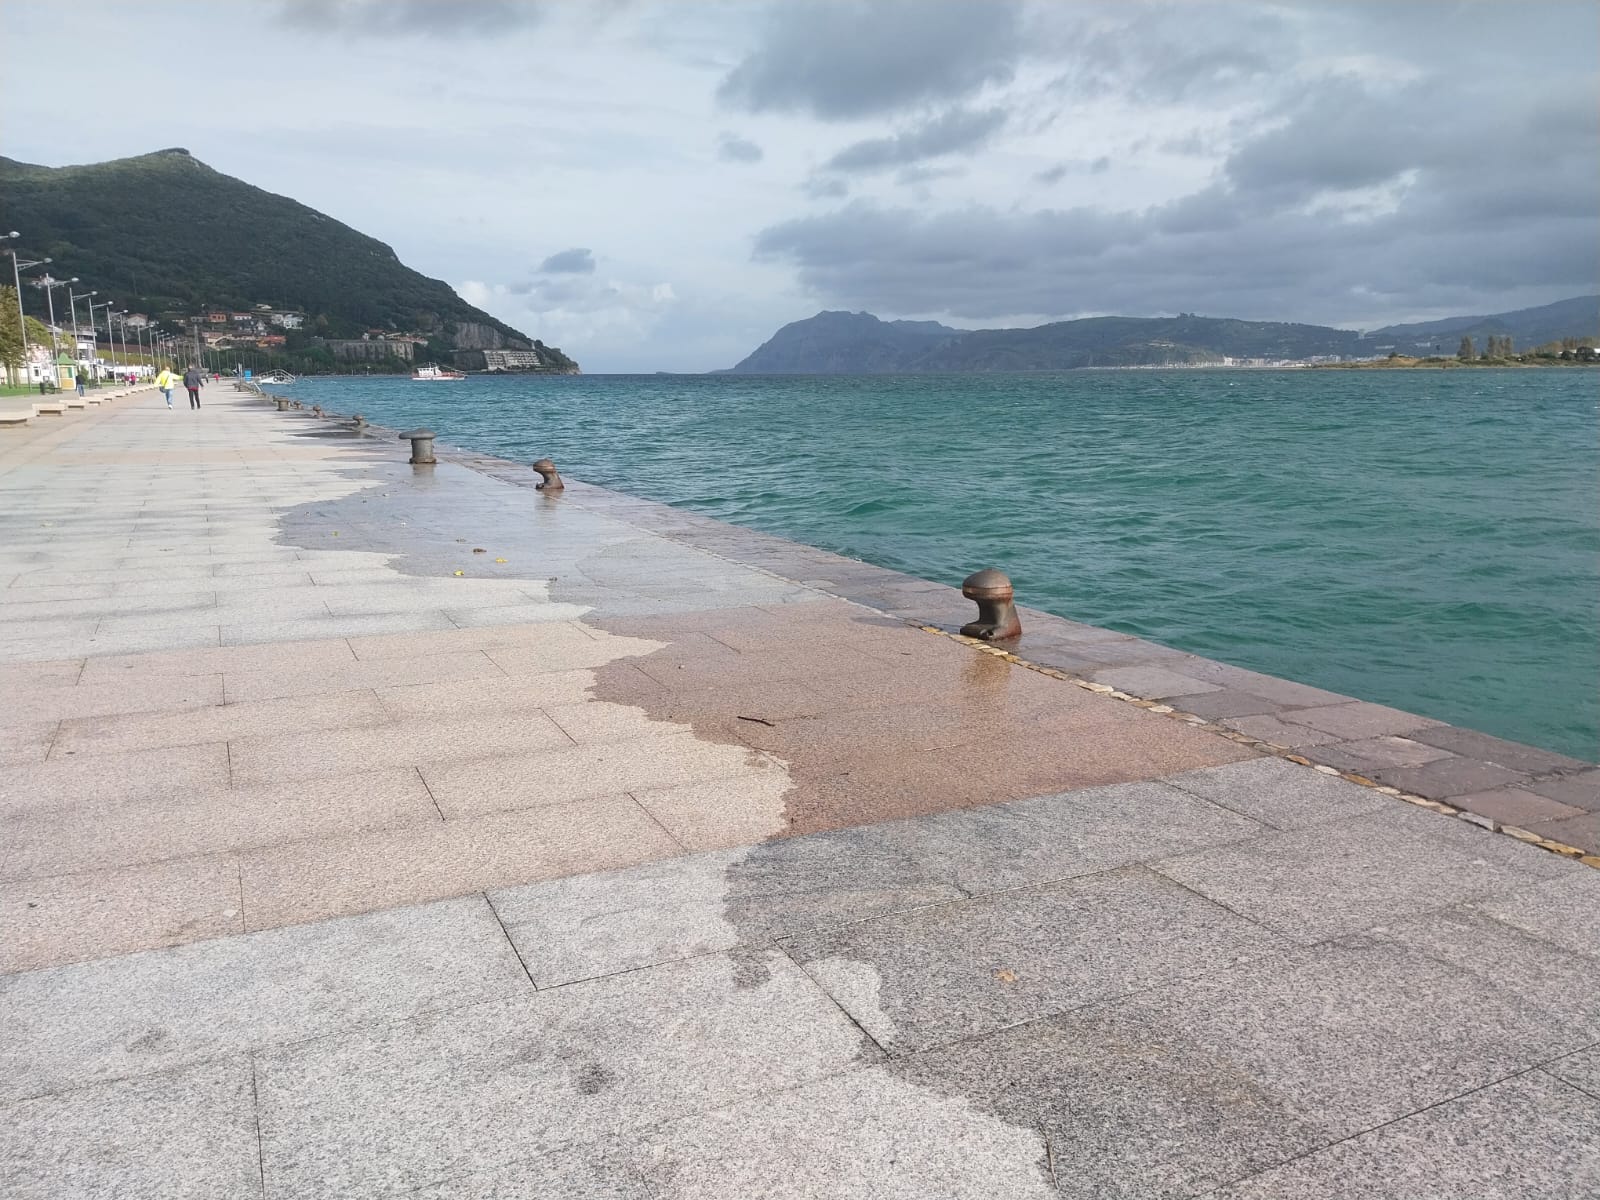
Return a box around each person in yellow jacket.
[155,366,178,409]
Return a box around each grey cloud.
[1032,157,1110,186]
[717,134,764,163]
[718,0,1023,120]
[824,106,1007,173]
[538,247,596,274]
[803,177,850,200]
[753,69,1599,329]
[278,0,542,36]
[1045,3,1284,104]
[895,165,966,187]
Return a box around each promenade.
[1,386,1596,1198]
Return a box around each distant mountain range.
[724,296,1599,373]
[0,149,577,370]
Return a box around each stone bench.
[0,412,29,428]
[64,397,87,409]
[33,403,66,417]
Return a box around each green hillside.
[0,149,576,369]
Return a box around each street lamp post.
[89,300,114,375]
[68,287,95,376]
[6,245,51,386]
[32,274,78,386]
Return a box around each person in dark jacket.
[183,365,204,409]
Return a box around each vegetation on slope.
[0,149,577,372]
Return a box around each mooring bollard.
[401,428,437,464]
[352,413,366,429]
[960,568,1022,641]
[531,458,564,490]
[311,405,324,417]
[274,397,291,411]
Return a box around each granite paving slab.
[854,779,1265,893]
[1153,805,1578,943]
[1161,756,1389,829]
[896,1003,1332,1200]
[635,1066,1057,1198]
[1544,1047,1600,1099]
[1213,1070,1600,1200]
[409,1144,654,1200]
[0,852,244,974]
[0,895,529,1101]
[0,1057,260,1200]
[491,831,965,987]
[784,865,1286,1054]
[1098,933,1585,1138]
[254,949,872,1200]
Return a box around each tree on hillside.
[0,286,60,382]
[1457,335,1475,361]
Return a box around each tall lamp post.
[0,232,17,384]
[68,286,95,378]
[32,274,78,386]
[6,244,51,385]
[89,300,115,375]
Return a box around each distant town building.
[481,349,545,371]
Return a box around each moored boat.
[412,364,466,381]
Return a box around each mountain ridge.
[725,297,1599,374]
[0,149,577,369]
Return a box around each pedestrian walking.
[183,364,204,409]
[155,366,177,408]
[74,371,85,398]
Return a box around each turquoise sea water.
[287,370,1600,760]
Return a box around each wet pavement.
[1,386,1596,1198]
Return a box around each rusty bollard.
[401,428,437,465]
[273,396,290,411]
[532,458,564,490]
[960,568,1021,641]
[352,413,366,429]
[311,405,324,417]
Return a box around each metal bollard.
[400,428,437,464]
[311,405,324,417]
[274,397,290,411]
[352,413,366,429]
[959,569,1021,641]
[531,458,564,490]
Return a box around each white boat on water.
[258,370,296,384]
[412,364,466,381]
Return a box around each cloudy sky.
[4,0,1596,371]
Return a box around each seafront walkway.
[1,386,1596,1198]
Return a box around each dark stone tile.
[1279,702,1442,740]
[1451,787,1585,829]
[1165,689,1283,719]
[1521,811,1600,854]
[1529,769,1600,813]
[1369,755,1528,800]
[1303,735,1453,773]
[1408,726,1592,776]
